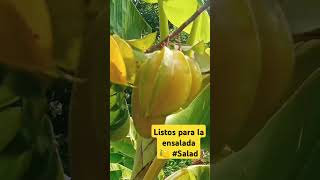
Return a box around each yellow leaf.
[110,35,126,84]
[127,32,157,51]
[112,34,137,83]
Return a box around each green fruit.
[213,0,262,153]
[132,47,194,137]
[231,0,295,150]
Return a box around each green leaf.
[166,84,210,150]
[190,11,210,43]
[46,0,86,72]
[111,137,136,158]
[130,137,157,179]
[143,0,158,3]
[194,52,210,73]
[191,41,206,54]
[110,86,130,141]
[281,0,320,34]
[296,141,320,179]
[110,163,132,180]
[163,0,198,33]
[21,97,48,139]
[197,0,205,6]
[0,150,32,180]
[110,153,124,164]
[110,0,152,39]
[163,0,210,43]
[165,165,210,180]
[0,107,22,152]
[291,40,320,90]
[213,68,320,180]
[127,32,158,52]
[0,85,19,109]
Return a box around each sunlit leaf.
[166,84,210,150]
[194,52,210,73]
[191,11,210,43]
[130,137,157,179]
[110,163,132,180]
[110,153,124,164]
[165,165,210,180]
[163,0,210,43]
[205,48,210,56]
[111,137,136,158]
[143,0,158,4]
[163,0,197,33]
[127,32,157,52]
[113,35,137,83]
[110,85,130,141]
[110,36,127,85]
[192,41,205,54]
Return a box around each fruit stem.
[158,0,169,41]
[143,158,167,180]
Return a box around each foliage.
[110,0,210,179]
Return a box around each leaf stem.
[158,0,169,41]
[187,5,201,46]
[186,5,201,56]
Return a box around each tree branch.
[146,1,210,53]
[293,28,320,42]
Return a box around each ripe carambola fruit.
[230,0,295,150]
[213,0,262,154]
[185,56,203,104]
[132,47,202,138]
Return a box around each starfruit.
[185,55,203,104]
[132,47,202,137]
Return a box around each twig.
[146,1,210,53]
[293,28,320,42]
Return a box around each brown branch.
[293,28,320,42]
[146,1,210,53]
